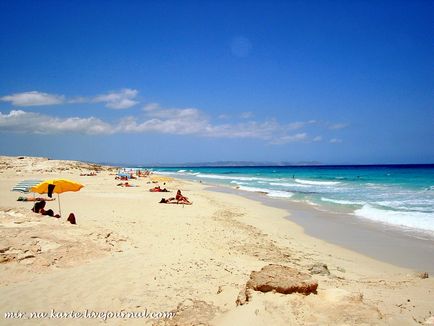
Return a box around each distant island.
[120,161,324,168]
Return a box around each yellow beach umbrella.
[31,179,84,216]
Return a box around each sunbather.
[150,186,169,192]
[31,200,77,224]
[159,196,192,205]
[159,197,177,204]
[32,200,60,218]
[17,196,55,202]
[117,182,137,187]
[176,190,190,202]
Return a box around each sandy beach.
[0,156,433,325]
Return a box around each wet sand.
[210,186,434,273]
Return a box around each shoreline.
[207,184,434,274]
[1,156,433,325]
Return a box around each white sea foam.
[238,186,269,193]
[321,197,365,205]
[197,173,273,182]
[269,182,309,188]
[267,190,294,198]
[295,179,341,186]
[177,169,187,173]
[354,204,434,232]
[154,171,177,175]
[377,199,433,207]
[230,181,248,185]
[236,185,294,198]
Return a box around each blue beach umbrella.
[11,179,43,193]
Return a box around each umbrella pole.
[58,194,62,217]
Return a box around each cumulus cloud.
[0,103,345,145]
[1,89,140,109]
[330,138,343,143]
[140,104,281,139]
[143,102,161,112]
[288,120,317,130]
[118,107,209,135]
[1,91,64,106]
[0,110,112,135]
[93,88,139,109]
[270,133,308,144]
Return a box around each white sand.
[0,156,433,325]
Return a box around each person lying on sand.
[17,196,55,202]
[117,182,138,187]
[31,200,77,224]
[149,186,169,192]
[159,197,177,204]
[32,200,60,217]
[159,197,192,205]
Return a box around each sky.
[0,0,433,165]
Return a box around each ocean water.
[144,165,434,235]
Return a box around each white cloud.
[330,138,343,143]
[143,102,161,112]
[270,133,308,144]
[1,89,140,109]
[0,110,112,135]
[93,88,139,109]
[329,123,348,130]
[205,120,279,139]
[116,109,208,135]
[144,106,204,121]
[288,120,316,130]
[0,102,346,145]
[68,96,88,104]
[1,91,64,106]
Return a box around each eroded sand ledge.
[0,156,433,325]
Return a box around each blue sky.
[0,0,433,165]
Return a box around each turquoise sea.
[144,165,434,235]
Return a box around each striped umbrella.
[11,180,43,193]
